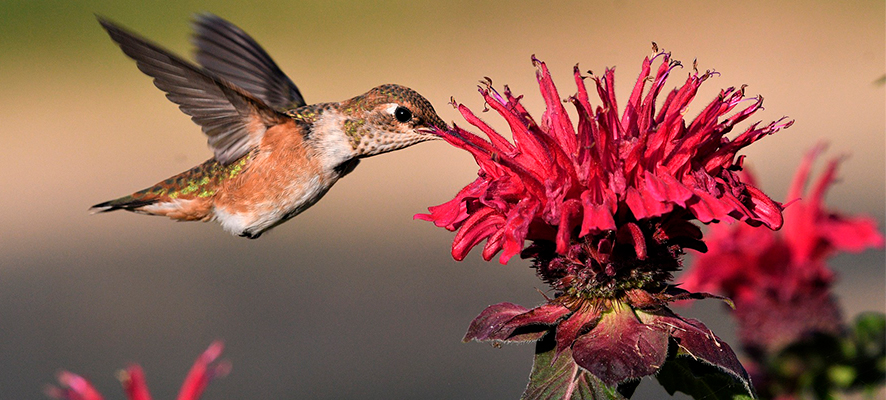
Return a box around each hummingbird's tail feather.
[89,189,213,220]
[89,159,232,221]
[89,197,157,214]
[90,191,213,221]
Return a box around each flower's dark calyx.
[530,218,683,302]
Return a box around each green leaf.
[845,312,886,391]
[852,312,885,359]
[656,356,756,400]
[521,331,628,400]
[827,365,856,388]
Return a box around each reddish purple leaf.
[650,311,749,383]
[464,302,531,342]
[555,307,602,358]
[572,307,669,386]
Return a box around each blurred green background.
[1,1,883,399]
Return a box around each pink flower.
[46,342,230,400]
[418,46,791,390]
[681,145,885,353]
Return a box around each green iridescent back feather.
[91,153,253,212]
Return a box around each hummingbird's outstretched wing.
[191,13,306,111]
[98,17,290,165]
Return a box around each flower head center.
[528,216,685,301]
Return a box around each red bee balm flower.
[46,342,230,400]
[681,145,885,354]
[417,48,792,395]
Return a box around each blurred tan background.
[1,1,883,399]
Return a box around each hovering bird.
[91,14,446,238]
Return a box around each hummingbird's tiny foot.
[240,230,261,239]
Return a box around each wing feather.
[191,13,306,111]
[98,17,290,164]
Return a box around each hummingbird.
[91,14,446,239]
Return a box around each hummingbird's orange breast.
[212,120,333,237]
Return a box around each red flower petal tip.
[46,342,229,400]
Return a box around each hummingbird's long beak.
[417,127,446,140]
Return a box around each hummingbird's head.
[340,84,447,157]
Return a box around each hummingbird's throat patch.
[343,118,366,149]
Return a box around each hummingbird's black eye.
[394,106,413,123]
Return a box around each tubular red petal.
[704,118,794,172]
[555,199,582,254]
[783,148,884,258]
[579,191,617,236]
[620,55,653,136]
[503,85,533,120]
[634,56,672,137]
[482,90,552,174]
[626,186,673,220]
[437,127,501,174]
[54,372,105,400]
[744,184,784,229]
[618,223,648,260]
[660,74,702,133]
[500,200,539,263]
[120,366,152,400]
[481,228,506,261]
[686,190,731,223]
[808,156,840,209]
[570,98,596,181]
[653,173,694,206]
[787,143,826,203]
[625,187,649,220]
[592,72,623,142]
[821,215,886,253]
[452,207,504,261]
[719,94,765,132]
[457,103,516,155]
[415,178,487,229]
[534,57,578,157]
[573,64,592,115]
[176,341,227,400]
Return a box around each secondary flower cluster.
[418,48,792,388]
[681,145,885,354]
[46,342,229,400]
